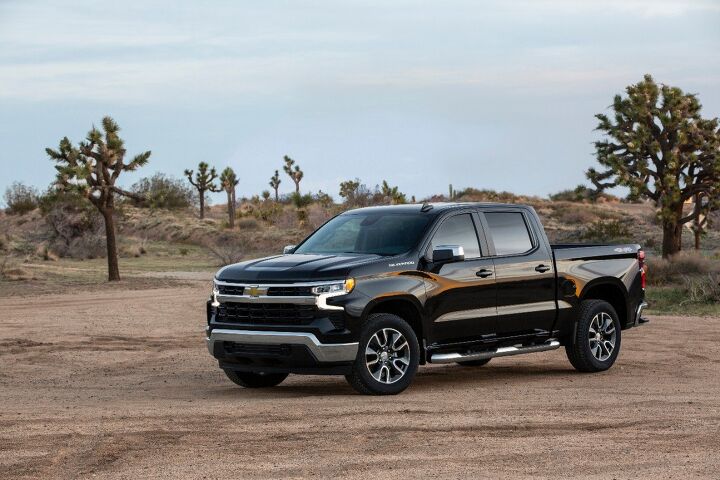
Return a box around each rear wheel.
[223,370,289,388]
[457,358,491,367]
[345,313,419,395]
[565,299,621,372]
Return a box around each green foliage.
[261,190,271,201]
[549,184,614,203]
[586,74,720,257]
[453,188,521,203]
[380,180,406,204]
[130,173,195,210]
[283,155,304,193]
[290,192,313,209]
[580,219,632,243]
[3,182,38,215]
[314,190,334,208]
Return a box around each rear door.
[479,209,555,336]
[423,212,497,345]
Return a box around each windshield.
[294,212,431,256]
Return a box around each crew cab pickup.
[206,203,648,395]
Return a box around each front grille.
[223,342,291,356]
[218,285,244,295]
[216,303,317,325]
[267,286,313,296]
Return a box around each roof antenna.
[420,202,433,212]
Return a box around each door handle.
[476,268,494,278]
[535,264,551,273]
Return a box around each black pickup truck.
[206,203,648,395]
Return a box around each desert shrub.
[251,201,282,222]
[237,218,259,230]
[454,188,521,203]
[179,247,189,256]
[680,273,720,304]
[130,173,195,210]
[580,219,632,243]
[314,190,334,208]
[205,237,248,266]
[273,209,299,229]
[556,207,598,225]
[646,252,716,286]
[306,203,332,230]
[39,189,105,258]
[4,182,38,215]
[290,192,314,210]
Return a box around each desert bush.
[556,207,598,225]
[251,201,282,222]
[205,237,248,266]
[237,218,259,230]
[680,273,720,304]
[646,252,717,286]
[130,173,195,210]
[39,189,105,259]
[273,208,299,230]
[4,182,38,215]
[306,203,332,230]
[179,247,189,256]
[454,188,521,203]
[580,219,632,243]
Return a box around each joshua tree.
[184,162,220,219]
[269,170,281,201]
[283,155,304,194]
[380,180,406,204]
[587,75,720,258]
[45,116,151,281]
[219,167,239,228]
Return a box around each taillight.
[638,249,646,289]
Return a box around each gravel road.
[1,286,718,479]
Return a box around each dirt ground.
[1,285,718,479]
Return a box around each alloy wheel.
[365,328,411,384]
[588,312,616,361]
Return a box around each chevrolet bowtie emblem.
[248,286,261,297]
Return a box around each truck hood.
[215,253,382,283]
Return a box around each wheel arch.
[580,278,630,328]
[363,296,426,364]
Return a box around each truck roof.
[343,202,526,215]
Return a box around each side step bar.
[430,339,561,364]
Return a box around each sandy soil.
[0,286,718,479]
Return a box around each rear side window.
[428,214,481,259]
[485,212,533,255]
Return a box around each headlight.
[312,278,355,295]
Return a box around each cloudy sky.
[1,0,719,203]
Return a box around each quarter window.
[485,212,533,255]
[428,214,481,259]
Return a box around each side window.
[484,212,533,256]
[428,214,481,259]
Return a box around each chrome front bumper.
[206,328,359,363]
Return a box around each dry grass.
[646,252,719,286]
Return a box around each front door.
[423,212,498,345]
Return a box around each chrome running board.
[430,339,561,364]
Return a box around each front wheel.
[345,313,420,395]
[223,370,289,388]
[565,299,621,373]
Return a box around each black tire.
[345,313,420,395]
[565,299,622,373]
[457,358,492,367]
[223,369,289,388]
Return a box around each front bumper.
[206,328,359,375]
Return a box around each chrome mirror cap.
[432,244,465,263]
[283,245,296,254]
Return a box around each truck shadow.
[209,363,577,398]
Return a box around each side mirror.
[432,245,465,263]
[283,245,296,254]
